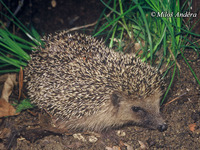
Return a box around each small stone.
[51,0,56,7]
[73,133,86,142]
[116,130,126,137]
[88,135,98,143]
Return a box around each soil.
[0,0,200,149]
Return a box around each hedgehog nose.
[157,124,168,132]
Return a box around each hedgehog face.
[110,91,167,132]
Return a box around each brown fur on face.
[55,89,166,132]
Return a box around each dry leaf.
[0,74,9,82]
[105,146,121,150]
[0,98,17,117]
[134,40,145,53]
[1,73,17,102]
[189,123,196,132]
[0,128,11,139]
[124,143,134,150]
[138,140,148,149]
[119,140,125,147]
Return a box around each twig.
[163,92,187,107]
[18,67,23,100]
[168,47,181,70]
[63,11,112,34]
[6,0,24,28]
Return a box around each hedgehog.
[24,32,168,132]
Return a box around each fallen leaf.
[134,40,145,53]
[189,123,196,132]
[124,143,134,150]
[105,146,113,150]
[0,98,18,117]
[119,140,124,147]
[0,74,9,82]
[138,140,148,149]
[1,73,17,102]
[105,146,121,150]
[0,128,11,139]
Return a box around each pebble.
[73,133,86,142]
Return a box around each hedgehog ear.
[111,91,123,107]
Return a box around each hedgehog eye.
[131,106,142,112]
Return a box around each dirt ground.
[0,0,200,149]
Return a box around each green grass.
[94,0,200,104]
[12,99,34,113]
[0,0,43,73]
[0,1,42,112]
